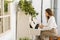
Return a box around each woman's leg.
[35,36,41,40]
[40,30,55,40]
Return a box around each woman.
[40,8,58,40]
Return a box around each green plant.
[4,1,8,12]
[18,0,37,17]
[19,37,30,40]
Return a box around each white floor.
[0,30,14,40]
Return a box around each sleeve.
[41,17,57,31]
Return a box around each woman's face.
[45,11,49,17]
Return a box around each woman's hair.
[45,8,54,20]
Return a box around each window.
[0,0,10,34]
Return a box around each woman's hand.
[39,24,44,29]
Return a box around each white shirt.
[41,16,57,30]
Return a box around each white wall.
[42,0,51,25]
[57,0,60,35]
[10,1,16,40]
[32,0,41,24]
[17,10,30,40]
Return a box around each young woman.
[40,8,58,40]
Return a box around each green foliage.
[4,1,8,12]
[19,37,30,40]
[18,0,37,17]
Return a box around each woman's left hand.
[39,24,44,29]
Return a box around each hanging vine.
[18,0,37,17]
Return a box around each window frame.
[0,0,10,33]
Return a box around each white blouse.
[41,16,57,30]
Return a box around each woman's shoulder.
[50,16,56,22]
[50,16,55,19]
[48,16,55,22]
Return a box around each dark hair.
[45,8,54,20]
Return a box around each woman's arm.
[40,16,57,30]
